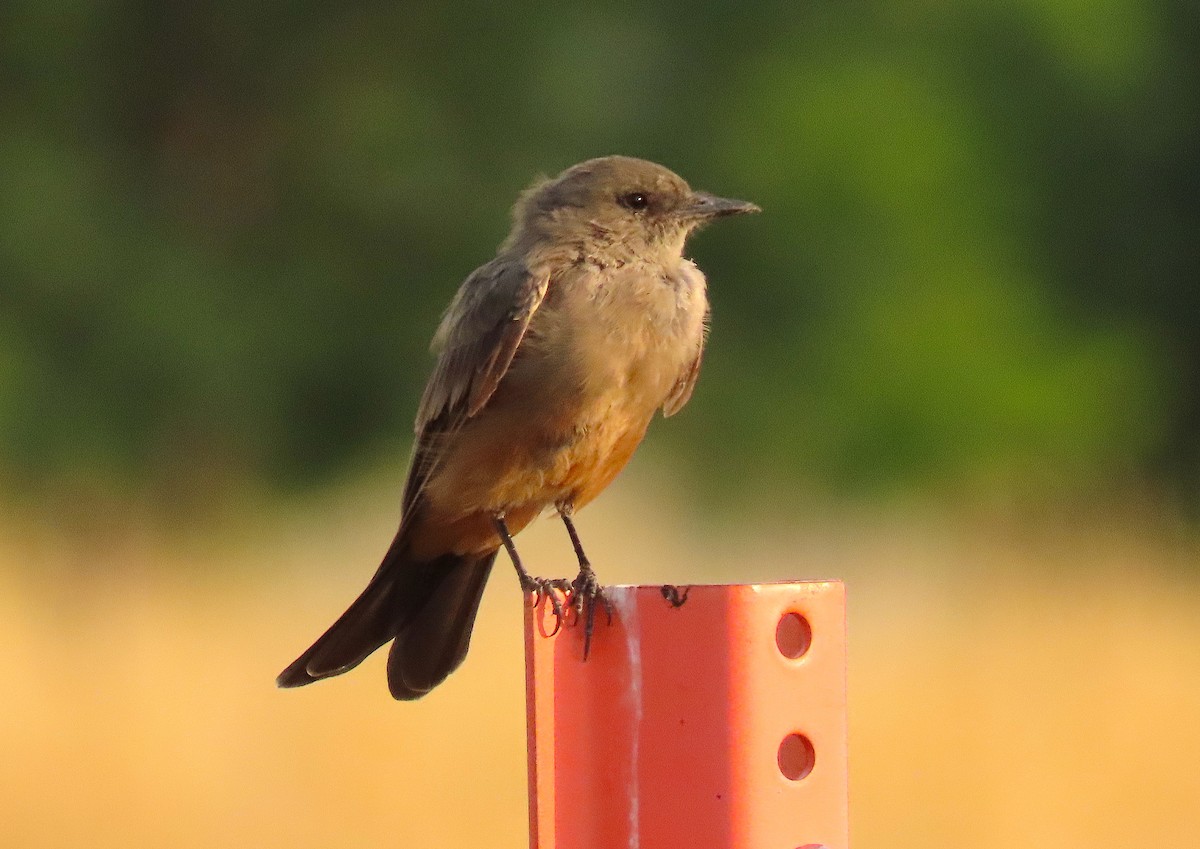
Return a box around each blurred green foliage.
[0,0,1196,505]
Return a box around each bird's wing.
[401,258,551,513]
[661,305,710,417]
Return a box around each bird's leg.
[493,515,570,629]
[557,505,613,659]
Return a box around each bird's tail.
[277,540,496,700]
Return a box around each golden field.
[1,468,1198,849]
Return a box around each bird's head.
[507,155,759,259]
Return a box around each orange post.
[524,581,848,849]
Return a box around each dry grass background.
[1,465,1198,848]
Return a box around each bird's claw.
[521,575,573,636]
[568,567,612,659]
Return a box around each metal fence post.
[525,581,849,849]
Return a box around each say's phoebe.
[277,156,758,699]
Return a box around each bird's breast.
[419,260,707,526]
[539,259,708,403]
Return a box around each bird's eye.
[619,192,650,211]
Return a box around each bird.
[277,155,759,699]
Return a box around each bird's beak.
[683,192,762,220]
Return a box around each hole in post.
[776,612,812,659]
[778,733,815,781]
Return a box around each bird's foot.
[519,574,573,635]
[568,566,613,660]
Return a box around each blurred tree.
[0,0,1195,509]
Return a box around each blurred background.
[1,1,1198,847]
